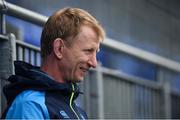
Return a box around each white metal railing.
[0,0,47,26]
[103,38,180,73]
[16,40,41,66]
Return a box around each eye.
[86,48,93,52]
[83,48,100,55]
[84,48,94,54]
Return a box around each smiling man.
[2,7,105,119]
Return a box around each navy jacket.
[2,61,87,119]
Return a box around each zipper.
[70,83,80,119]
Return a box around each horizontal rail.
[103,38,180,73]
[0,34,8,40]
[100,66,162,90]
[0,0,48,26]
[16,40,40,51]
[1,1,180,73]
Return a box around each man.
[2,7,105,119]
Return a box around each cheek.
[72,53,90,70]
[73,57,86,71]
[76,58,88,66]
[77,55,89,62]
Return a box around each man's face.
[59,26,101,83]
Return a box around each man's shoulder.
[14,90,45,104]
[5,90,50,119]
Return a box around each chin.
[69,77,84,83]
[75,77,84,83]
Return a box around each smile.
[80,67,89,72]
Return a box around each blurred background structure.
[1,0,180,119]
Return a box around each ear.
[53,38,64,59]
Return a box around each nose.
[88,54,97,68]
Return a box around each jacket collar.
[4,61,82,104]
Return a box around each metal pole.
[96,62,104,119]
[0,0,47,26]
[157,69,171,118]
[9,33,16,74]
[0,14,5,34]
[84,73,91,116]
[0,33,16,116]
[103,38,180,73]
[0,0,7,34]
[163,80,171,119]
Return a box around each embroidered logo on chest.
[59,110,70,119]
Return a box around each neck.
[40,55,65,83]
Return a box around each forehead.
[65,25,101,53]
[75,25,100,44]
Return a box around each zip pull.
[70,83,80,119]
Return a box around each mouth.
[80,67,89,73]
